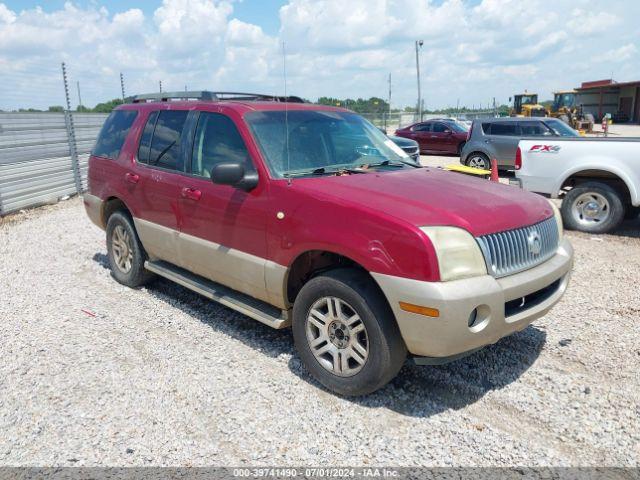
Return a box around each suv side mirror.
[211,162,258,191]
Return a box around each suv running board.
[144,260,291,329]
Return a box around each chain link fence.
[0,112,108,216]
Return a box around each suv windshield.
[544,119,580,137]
[245,110,411,177]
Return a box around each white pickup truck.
[514,138,640,233]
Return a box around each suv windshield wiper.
[283,166,367,178]
[361,159,421,169]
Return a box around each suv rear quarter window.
[92,110,138,159]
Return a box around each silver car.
[460,117,580,170]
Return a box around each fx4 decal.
[529,145,561,153]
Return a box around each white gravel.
[0,197,639,467]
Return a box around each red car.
[84,92,573,396]
[395,119,468,155]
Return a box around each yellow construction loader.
[549,90,594,133]
[510,93,547,117]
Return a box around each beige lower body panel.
[372,238,574,358]
[83,193,105,230]
[133,217,287,309]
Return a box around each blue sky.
[1,1,639,111]
[2,0,288,34]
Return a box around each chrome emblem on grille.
[527,231,542,255]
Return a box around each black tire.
[457,142,466,157]
[624,205,640,220]
[466,152,490,170]
[292,269,406,396]
[561,182,625,234]
[106,211,155,287]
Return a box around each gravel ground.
[0,197,639,467]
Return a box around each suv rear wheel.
[292,269,406,396]
[561,182,625,234]
[106,211,155,287]
[466,152,490,170]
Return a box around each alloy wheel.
[305,296,369,377]
[111,225,134,273]
[468,156,489,169]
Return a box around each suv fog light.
[468,305,490,332]
[468,309,478,327]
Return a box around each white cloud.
[594,43,638,63]
[0,0,639,111]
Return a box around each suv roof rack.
[128,91,305,104]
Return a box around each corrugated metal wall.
[0,112,108,215]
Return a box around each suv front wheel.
[292,269,406,396]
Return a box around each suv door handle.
[484,139,492,143]
[125,172,139,184]
[181,187,202,201]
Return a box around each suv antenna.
[282,40,291,185]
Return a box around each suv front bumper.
[372,238,573,359]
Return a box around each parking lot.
[1,192,638,466]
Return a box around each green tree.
[47,106,64,112]
[91,98,124,113]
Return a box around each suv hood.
[295,168,553,237]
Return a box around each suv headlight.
[420,226,487,281]
[548,200,563,238]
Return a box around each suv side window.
[432,122,449,133]
[140,110,189,170]
[137,111,158,164]
[519,121,552,136]
[412,123,431,132]
[489,122,518,136]
[93,110,138,159]
[192,112,251,178]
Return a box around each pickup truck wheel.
[466,153,490,170]
[561,182,624,234]
[106,211,155,287]
[292,269,406,396]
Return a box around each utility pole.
[415,40,423,121]
[120,72,126,101]
[456,98,460,118]
[76,81,82,109]
[159,80,162,93]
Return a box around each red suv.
[85,91,573,396]
[395,119,468,155]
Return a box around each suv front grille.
[476,216,559,278]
